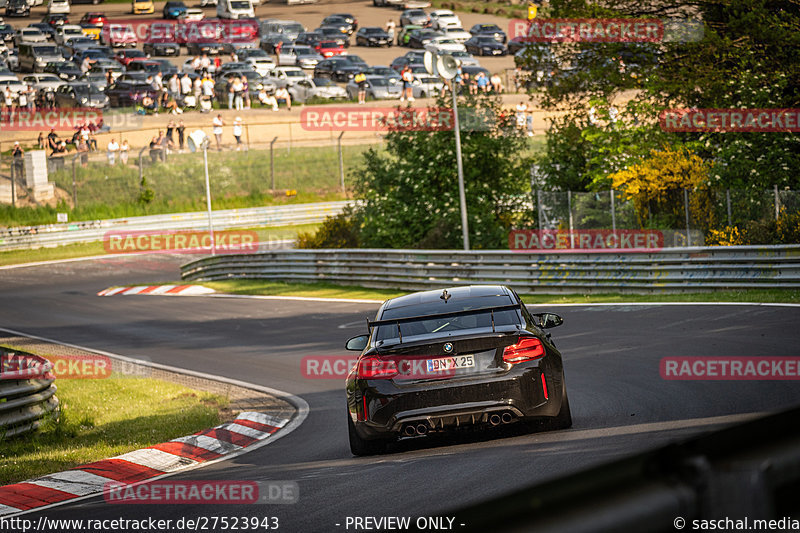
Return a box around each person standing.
[12,142,24,177]
[107,138,119,165]
[515,102,528,130]
[212,114,224,150]
[37,132,44,149]
[385,19,396,42]
[166,120,176,148]
[354,70,367,104]
[120,139,129,165]
[233,116,244,151]
[177,120,186,152]
[401,66,414,102]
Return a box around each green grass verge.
[1,144,370,227]
[0,375,228,486]
[202,280,800,304]
[0,223,319,267]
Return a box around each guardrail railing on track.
[0,349,59,439]
[0,201,349,252]
[180,245,800,293]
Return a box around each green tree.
[350,94,534,249]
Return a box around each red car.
[315,40,346,58]
[115,49,148,66]
[103,23,138,48]
[80,13,107,27]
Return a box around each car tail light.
[502,337,545,364]
[357,356,398,379]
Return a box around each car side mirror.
[345,334,369,351]
[533,313,563,329]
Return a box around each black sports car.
[345,285,571,456]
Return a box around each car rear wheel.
[348,412,389,456]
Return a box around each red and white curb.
[0,412,289,516]
[98,285,215,297]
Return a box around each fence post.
[726,189,732,227]
[71,154,80,208]
[567,190,574,247]
[245,124,250,151]
[774,184,780,221]
[10,157,16,208]
[536,189,543,231]
[270,136,278,190]
[610,189,616,232]
[338,131,345,196]
[684,188,691,247]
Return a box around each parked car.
[330,13,357,31]
[18,42,62,72]
[163,0,187,19]
[438,27,472,43]
[424,36,465,54]
[88,58,123,79]
[400,9,430,28]
[131,0,154,15]
[54,24,84,46]
[244,55,276,76]
[6,0,31,17]
[143,40,180,56]
[390,55,423,72]
[507,36,528,55]
[14,28,49,47]
[287,76,346,103]
[278,44,323,69]
[186,41,224,55]
[260,34,293,54]
[0,78,25,95]
[259,19,304,41]
[429,9,460,30]
[106,79,154,106]
[295,31,324,48]
[355,27,391,47]
[410,74,442,98]
[21,72,64,90]
[345,74,401,100]
[114,48,147,66]
[314,26,349,48]
[79,12,106,27]
[314,40,346,58]
[365,65,400,83]
[407,29,442,49]
[469,23,507,43]
[47,0,70,15]
[28,23,58,41]
[102,22,137,48]
[42,13,69,28]
[0,23,15,43]
[396,24,422,46]
[43,59,81,80]
[79,23,102,40]
[465,35,507,56]
[184,8,203,21]
[213,69,274,104]
[340,54,368,68]
[320,14,355,35]
[54,81,109,108]
[215,61,253,78]
[265,65,309,87]
[313,57,358,82]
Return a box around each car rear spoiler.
[368,303,522,343]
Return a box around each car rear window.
[375,295,519,342]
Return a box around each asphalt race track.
[2,255,800,532]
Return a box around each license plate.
[426,354,475,373]
[493,49,501,55]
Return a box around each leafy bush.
[705,209,800,245]
[296,207,361,249]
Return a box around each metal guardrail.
[0,350,59,439]
[0,201,349,252]
[180,245,800,293]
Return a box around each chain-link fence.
[530,186,800,246]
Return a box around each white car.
[55,25,85,46]
[185,8,204,21]
[442,49,480,67]
[429,9,461,30]
[266,66,310,87]
[0,79,25,95]
[245,56,276,76]
[14,28,48,46]
[439,27,473,43]
[181,58,216,74]
[48,0,70,14]
[288,77,346,103]
[424,36,466,54]
[22,72,65,90]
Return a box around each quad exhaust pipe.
[488,413,502,426]
[403,423,430,436]
[501,412,513,424]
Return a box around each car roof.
[382,286,515,312]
